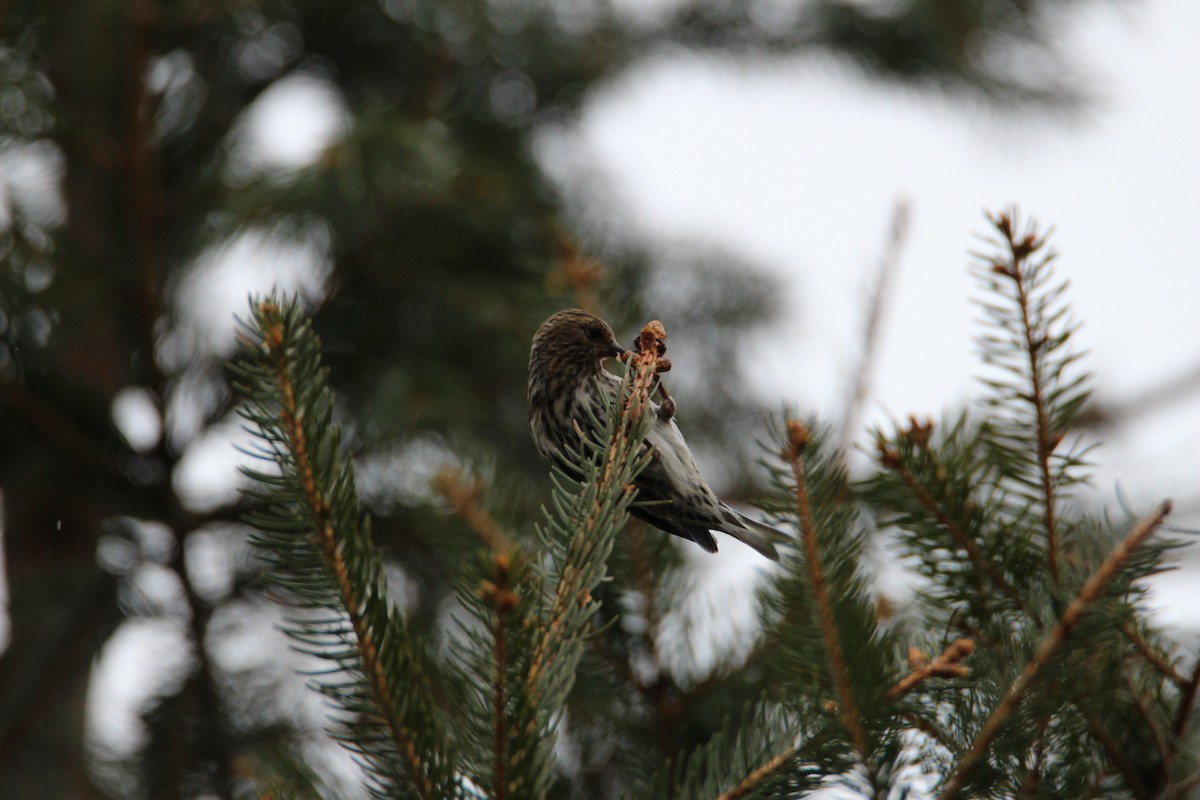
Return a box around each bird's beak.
[609,339,629,361]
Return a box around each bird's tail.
[720,508,791,561]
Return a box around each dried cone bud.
[478,579,497,603]
[637,320,667,356]
[496,589,518,613]
[906,416,934,448]
[996,213,1013,239]
[494,551,511,582]
[633,320,671,372]
[1013,233,1040,261]
[786,419,809,459]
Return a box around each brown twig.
[886,639,974,700]
[786,419,869,758]
[937,500,1172,800]
[716,744,798,800]
[1122,621,1187,688]
[263,306,434,800]
[1078,362,1200,430]
[990,212,1061,585]
[839,198,910,454]
[1171,655,1200,740]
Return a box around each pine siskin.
[528,308,788,560]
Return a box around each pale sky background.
[83,0,1200,791]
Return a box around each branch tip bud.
[785,419,809,458]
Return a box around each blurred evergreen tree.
[0,0,1159,797]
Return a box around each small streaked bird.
[528,308,788,560]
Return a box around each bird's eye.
[585,326,604,342]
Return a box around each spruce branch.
[974,211,1090,588]
[785,419,868,759]
[715,744,798,800]
[478,553,518,800]
[1122,670,1172,789]
[646,704,818,800]
[1121,621,1187,688]
[1081,705,1150,799]
[990,212,1062,583]
[938,500,1172,800]
[878,430,1026,612]
[232,296,454,799]
[526,320,664,696]
[886,639,974,700]
[1171,655,1200,740]
[1019,718,1050,797]
[460,317,661,799]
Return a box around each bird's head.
[529,309,627,384]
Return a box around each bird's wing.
[640,409,789,560]
[595,373,786,558]
[639,415,727,519]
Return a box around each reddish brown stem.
[786,420,869,759]
[886,639,974,700]
[1121,621,1187,688]
[1171,656,1200,740]
[717,745,797,800]
[264,308,434,800]
[995,215,1061,585]
[839,198,910,454]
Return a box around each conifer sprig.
[750,421,896,791]
[533,324,665,671]
[446,319,665,799]
[938,500,1173,800]
[234,299,669,798]
[785,419,868,759]
[862,212,1183,796]
[973,210,1091,586]
[646,705,818,800]
[874,417,1030,616]
[231,297,456,799]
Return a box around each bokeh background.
[1,0,1197,797]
